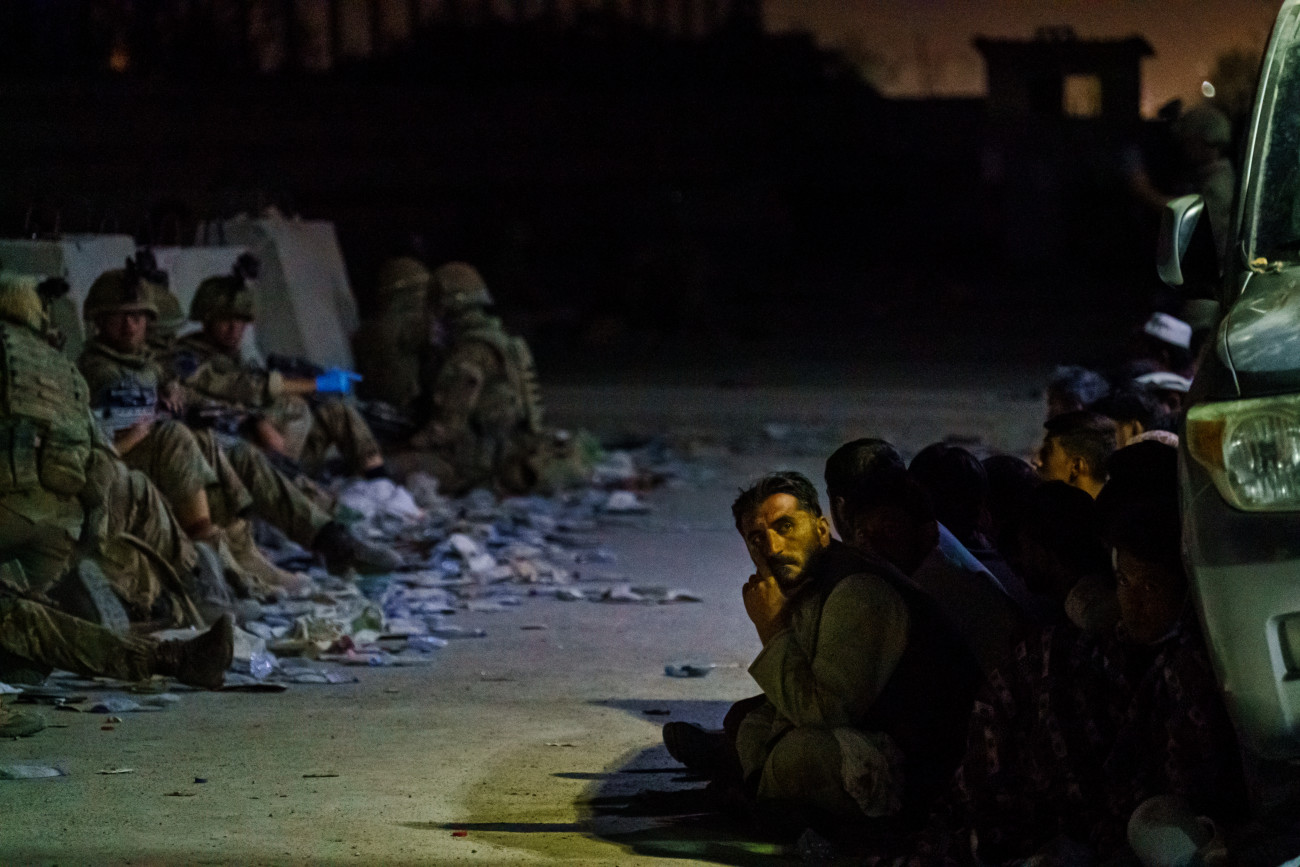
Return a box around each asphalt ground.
[0,371,1042,865]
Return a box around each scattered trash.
[97,768,135,775]
[13,686,88,706]
[89,697,148,714]
[100,725,115,731]
[15,442,701,711]
[248,651,277,681]
[599,584,648,604]
[164,791,197,797]
[0,764,65,779]
[194,778,207,784]
[451,830,468,838]
[546,742,577,747]
[105,716,123,723]
[429,625,486,639]
[302,773,339,778]
[602,491,649,514]
[664,663,715,678]
[337,478,424,525]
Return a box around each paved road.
[1,374,1041,865]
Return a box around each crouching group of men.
[665,431,1243,864]
[0,253,411,736]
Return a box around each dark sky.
[765,0,1281,113]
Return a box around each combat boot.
[0,701,44,738]
[222,519,310,594]
[312,521,403,575]
[152,614,234,690]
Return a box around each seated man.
[665,471,977,829]
[1092,383,1179,449]
[169,255,387,479]
[1034,410,1118,499]
[1016,481,1117,632]
[953,440,1245,864]
[1045,365,1110,421]
[352,256,435,417]
[79,263,305,594]
[401,262,546,495]
[827,441,1023,674]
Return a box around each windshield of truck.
[1251,8,1300,263]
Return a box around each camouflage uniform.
[83,339,220,517]
[172,335,382,477]
[0,272,205,680]
[0,562,157,683]
[407,263,545,495]
[352,256,433,414]
[91,278,333,551]
[0,274,100,592]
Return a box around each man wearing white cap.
[1134,312,1196,381]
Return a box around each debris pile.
[1,440,705,713]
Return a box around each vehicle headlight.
[1187,396,1300,511]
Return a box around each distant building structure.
[974,26,1153,121]
[972,27,1155,271]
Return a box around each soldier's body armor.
[0,321,94,497]
[455,314,543,436]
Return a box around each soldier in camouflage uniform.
[79,262,306,595]
[99,258,400,575]
[0,273,232,696]
[352,256,434,417]
[403,262,548,495]
[170,256,387,479]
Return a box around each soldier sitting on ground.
[0,272,233,723]
[169,254,389,480]
[352,255,435,420]
[81,255,399,577]
[396,262,549,495]
[78,260,306,595]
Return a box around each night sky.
[767,0,1281,113]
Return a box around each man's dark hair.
[1047,365,1109,413]
[1020,481,1110,578]
[842,465,935,530]
[1090,386,1175,433]
[824,438,905,502]
[1044,411,1119,479]
[1097,441,1182,570]
[909,443,988,546]
[982,454,1041,557]
[732,471,823,532]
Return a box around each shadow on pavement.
[573,742,795,866]
[564,699,795,865]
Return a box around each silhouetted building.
[972,27,1154,276]
[974,26,1153,122]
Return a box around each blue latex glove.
[315,368,362,395]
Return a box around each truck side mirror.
[1157,194,1220,295]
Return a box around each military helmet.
[190,253,259,323]
[376,256,431,300]
[431,261,492,312]
[148,282,186,337]
[0,271,48,333]
[84,259,162,322]
[1172,103,1232,149]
